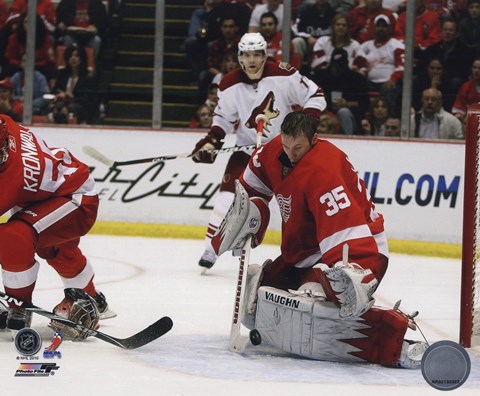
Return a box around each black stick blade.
[102,316,174,349]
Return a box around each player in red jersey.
[0,114,114,337]
[191,32,326,270]
[213,111,428,368]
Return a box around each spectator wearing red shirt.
[452,57,480,124]
[347,0,396,43]
[4,13,55,80]
[423,0,469,21]
[259,11,282,61]
[258,11,301,69]
[6,0,56,33]
[0,0,9,78]
[55,0,107,59]
[0,0,7,29]
[394,0,442,52]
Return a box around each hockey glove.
[315,261,377,319]
[191,126,225,163]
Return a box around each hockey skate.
[0,303,7,329]
[198,250,217,270]
[93,290,117,320]
[6,307,32,331]
[396,340,428,369]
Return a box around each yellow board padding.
[0,216,461,259]
[90,221,461,259]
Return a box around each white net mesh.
[463,105,480,346]
[473,111,480,339]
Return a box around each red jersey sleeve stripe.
[241,165,274,199]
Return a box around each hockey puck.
[249,329,262,346]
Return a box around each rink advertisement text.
[92,164,460,210]
[33,127,464,243]
[364,172,459,208]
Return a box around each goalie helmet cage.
[461,103,480,347]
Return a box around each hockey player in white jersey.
[191,32,326,270]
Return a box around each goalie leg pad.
[212,180,270,256]
[241,260,272,329]
[255,286,367,363]
[255,286,411,366]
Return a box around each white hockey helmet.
[0,119,9,165]
[238,32,267,56]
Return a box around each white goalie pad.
[240,260,272,330]
[212,180,270,257]
[255,286,370,363]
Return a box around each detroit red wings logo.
[245,91,280,137]
[276,194,292,223]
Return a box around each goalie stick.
[0,291,173,349]
[83,144,256,168]
[229,119,265,352]
[229,235,252,353]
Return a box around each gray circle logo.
[14,328,42,356]
[421,340,471,391]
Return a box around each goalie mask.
[50,288,100,341]
[0,119,9,165]
[238,33,267,80]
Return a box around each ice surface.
[1,235,479,395]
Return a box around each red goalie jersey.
[0,114,95,216]
[239,135,388,282]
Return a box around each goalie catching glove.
[191,126,225,163]
[315,259,378,319]
[212,180,270,256]
[50,288,100,341]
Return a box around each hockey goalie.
[212,111,428,368]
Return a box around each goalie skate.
[396,340,428,369]
[393,300,418,330]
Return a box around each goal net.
[461,103,480,347]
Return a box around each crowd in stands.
[186,0,480,139]
[0,0,478,135]
[0,0,108,124]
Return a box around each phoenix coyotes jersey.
[239,135,388,276]
[0,115,95,216]
[214,61,326,147]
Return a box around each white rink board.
[32,126,464,243]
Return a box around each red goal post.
[461,103,480,347]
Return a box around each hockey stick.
[229,235,252,353]
[255,116,266,148]
[0,291,173,349]
[229,120,264,352]
[83,144,256,168]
